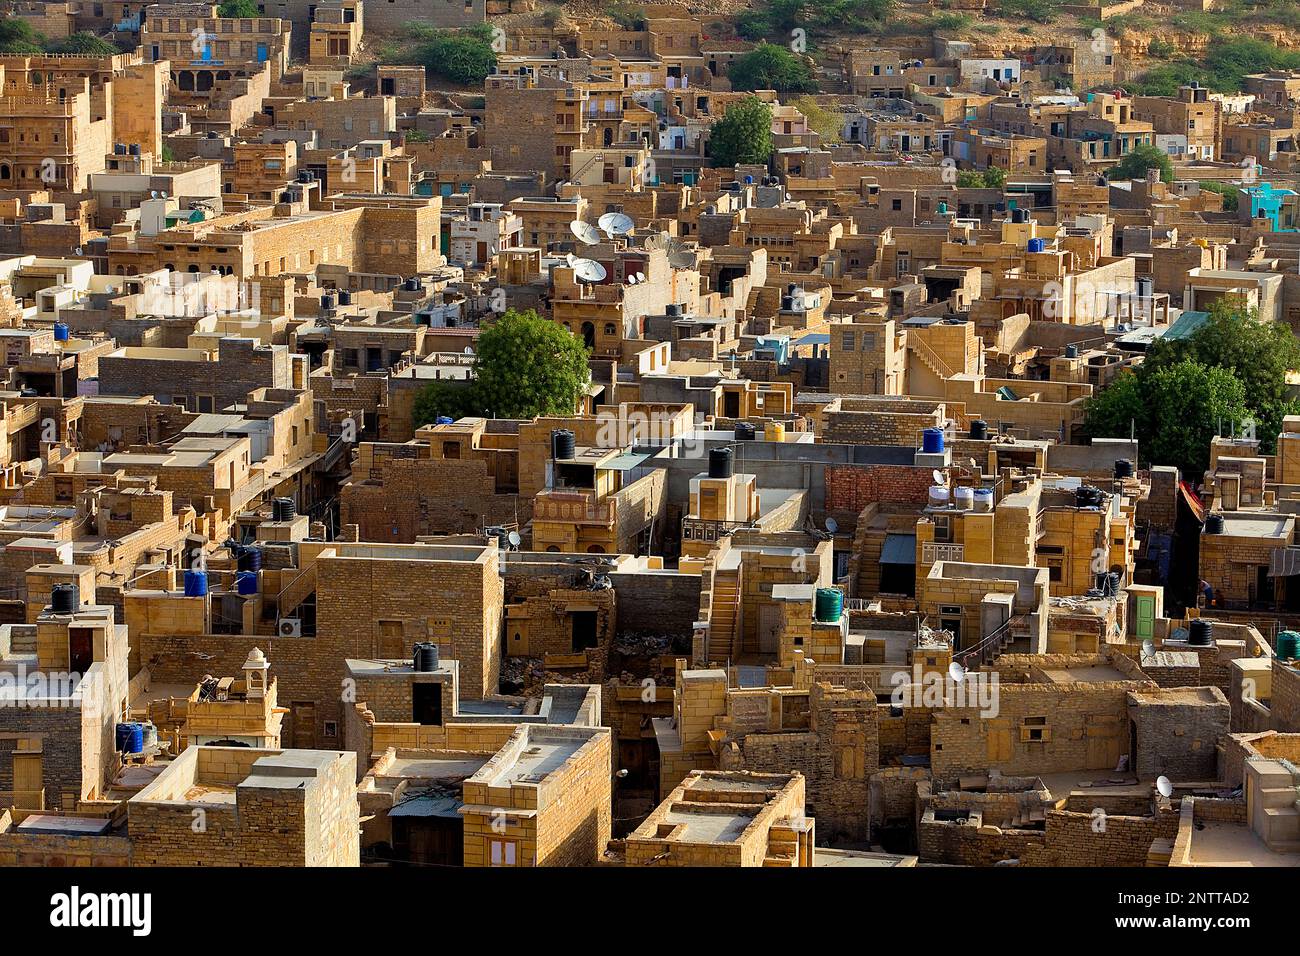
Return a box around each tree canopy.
[728,44,817,97]
[218,0,260,16]
[406,25,497,87]
[706,96,774,168]
[1084,300,1300,478]
[412,310,591,427]
[46,31,119,56]
[1108,144,1174,184]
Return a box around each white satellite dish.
[1141,640,1155,658]
[149,190,159,199]
[633,272,646,283]
[569,220,600,245]
[598,212,634,237]
[73,247,83,256]
[572,258,607,283]
[626,273,639,284]
[463,346,474,355]
[643,231,670,251]
[825,516,838,534]
[948,661,966,683]
[1156,776,1173,798]
[507,530,521,549]
[932,469,945,485]
[668,250,695,270]
[564,253,577,267]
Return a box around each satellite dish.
[1141,640,1155,658]
[73,247,83,256]
[626,273,638,284]
[643,231,669,251]
[668,250,695,270]
[932,469,945,485]
[825,516,838,534]
[572,258,607,283]
[598,212,634,237]
[948,661,966,683]
[633,272,646,283]
[463,346,474,355]
[507,530,521,548]
[1156,776,1173,798]
[149,190,159,199]
[564,253,577,267]
[569,220,600,245]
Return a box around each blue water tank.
[183,569,208,597]
[116,722,144,754]
[236,571,259,595]
[1027,238,1046,253]
[921,427,945,454]
[53,322,70,342]
[237,547,263,573]
[435,416,454,425]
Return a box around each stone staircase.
[1255,762,1300,850]
[710,568,742,659]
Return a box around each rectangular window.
[488,839,519,866]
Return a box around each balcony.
[535,490,614,526]
[681,516,754,545]
[922,541,964,564]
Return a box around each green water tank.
[1278,631,1300,660]
[814,587,843,624]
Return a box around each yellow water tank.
[764,421,786,442]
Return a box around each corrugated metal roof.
[881,533,917,565]
[388,794,463,819]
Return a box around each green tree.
[0,21,45,54]
[706,96,774,168]
[1108,143,1174,183]
[729,43,817,97]
[45,31,119,55]
[1198,180,1239,211]
[471,310,591,420]
[218,0,260,16]
[1142,361,1249,479]
[791,95,842,144]
[956,167,1006,189]
[412,379,475,426]
[1144,299,1300,452]
[412,310,590,427]
[408,26,497,86]
[1086,361,1248,478]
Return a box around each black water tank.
[1064,343,1080,359]
[1075,485,1102,508]
[50,583,78,615]
[1188,619,1213,646]
[1204,513,1225,535]
[338,290,352,306]
[709,447,734,479]
[665,303,681,317]
[237,546,263,573]
[735,422,756,441]
[969,419,988,440]
[1115,459,1134,479]
[272,497,296,522]
[413,642,440,672]
[320,294,335,312]
[552,428,576,461]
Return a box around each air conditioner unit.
[278,618,302,637]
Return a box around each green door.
[1135,594,1155,641]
